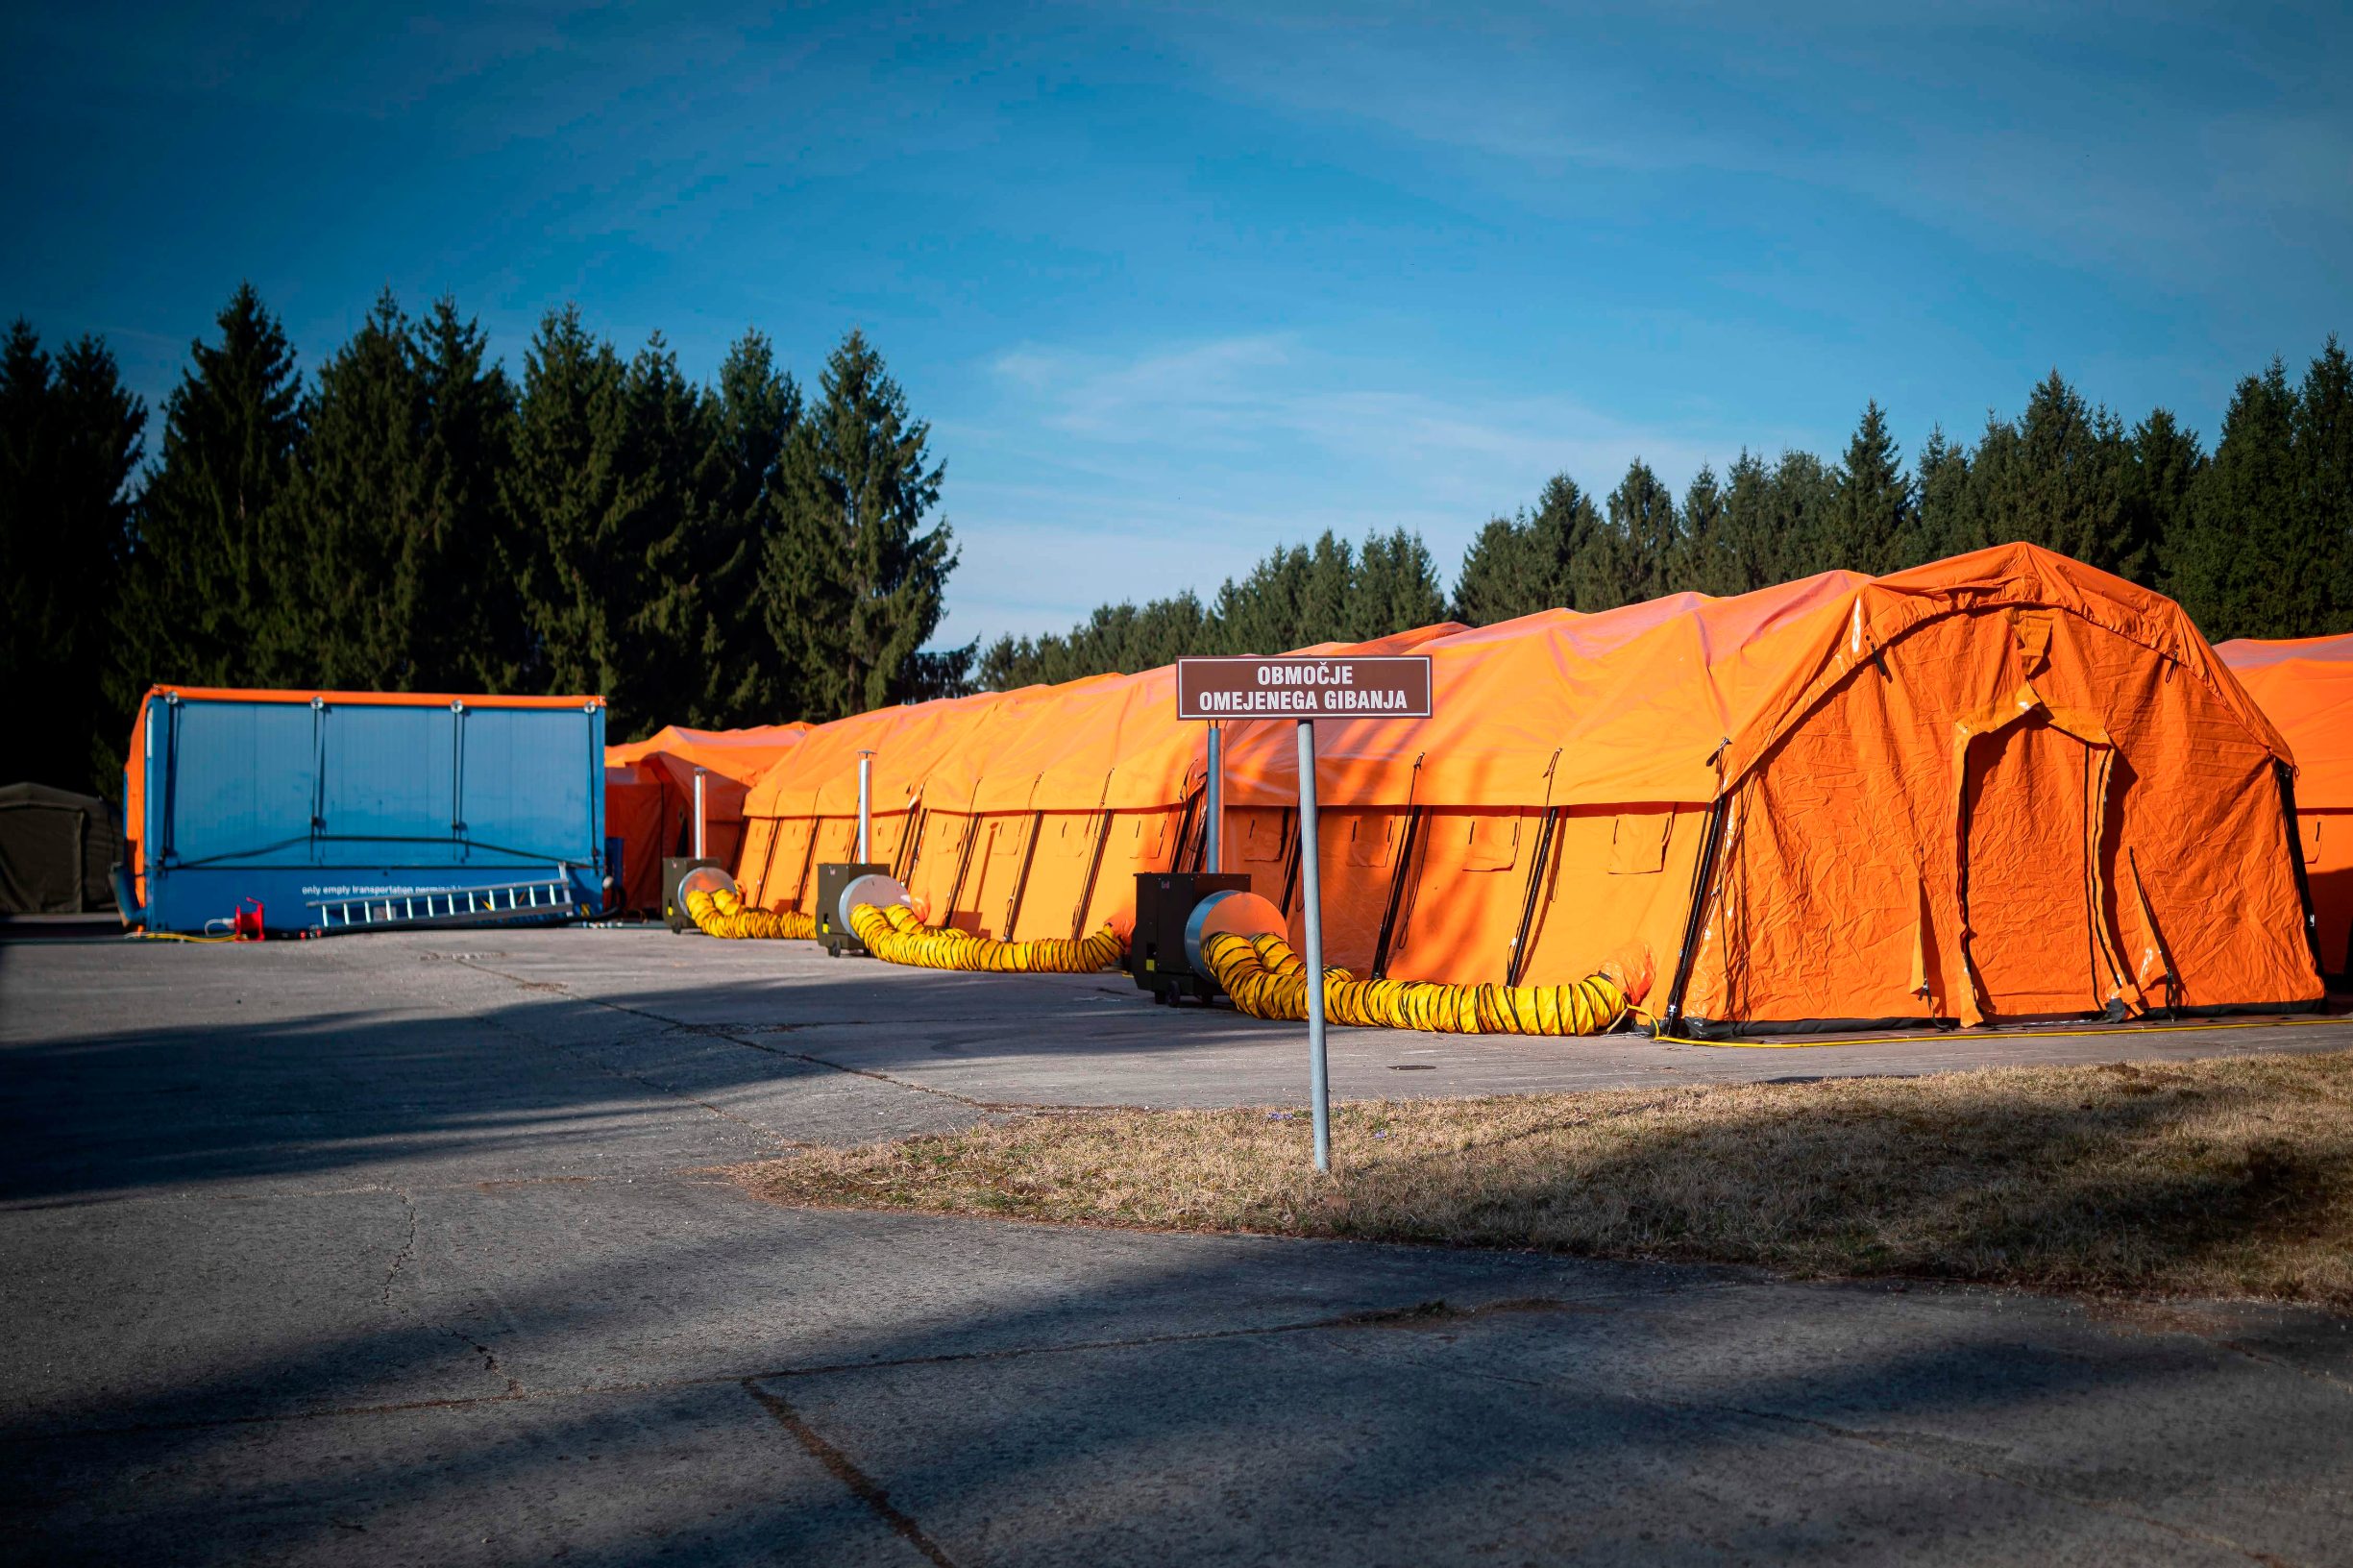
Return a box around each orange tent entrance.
[2218,633,2353,980]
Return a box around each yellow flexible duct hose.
[684,886,817,941]
[847,901,1125,973]
[1202,929,1630,1035]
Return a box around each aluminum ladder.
[308,877,579,934]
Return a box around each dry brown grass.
[732,1050,2353,1307]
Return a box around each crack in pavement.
[743,1378,958,1567]
[380,1188,417,1311]
[0,1293,1627,1445]
[443,1324,524,1399]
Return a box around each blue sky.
[6,2,2348,647]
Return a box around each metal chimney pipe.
[692,767,707,860]
[856,751,875,862]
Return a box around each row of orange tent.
[609,544,2338,1032]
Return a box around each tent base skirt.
[1674,995,2331,1042]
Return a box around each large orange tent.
[2217,632,2353,978]
[1205,544,2317,1031]
[601,723,807,911]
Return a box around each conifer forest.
[3,283,2347,797]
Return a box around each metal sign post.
[1205,723,1223,872]
[1175,655,1434,1174]
[1294,716,1330,1169]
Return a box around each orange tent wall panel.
[2302,811,2353,974]
[1076,806,1189,933]
[904,811,981,930]
[1004,811,1101,941]
[991,804,1191,941]
[1284,807,1414,974]
[2217,632,2353,977]
[1222,806,1294,891]
[1478,806,1704,992]
[604,765,667,912]
[959,813,1038,940]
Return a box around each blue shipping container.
[126,688,606,935]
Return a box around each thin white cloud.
[935,331,1799,644]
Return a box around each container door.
[161,699,316,868]
[318,703,457,864]
[457,708,594,867]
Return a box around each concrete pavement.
[4,927,2351,1565]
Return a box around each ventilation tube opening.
[682,867,817,941]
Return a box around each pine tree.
[2293,337,2353,633]
[695,330,799,723]
[113,283,306,696]
[290,291,428,689]
[1710,451,1833,591]
[1826,401,1911,576]
[613,331,720,731]
[407,300,522,691]
[1345,527,1449,641]
[1959,373,2145,578]
[2126,408,2201,598]
[0,322,145,792]
[1672,464,1740,595]
[762,330,956,720]
[1713,452,1777,594]
[977,592,1213,689]
[501,306,631,709]
[1214,539,1314,653]
[1588,458,1679,609]
[1449,474,1605,624]
[1909,426,1970,567]
[2174,361,2300,640]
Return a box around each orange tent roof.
[1218,545,2288,811]
[918,669,1190,814]
[920,624,1478,816]
[2218,633,2353,810]
[744,688,1041,820]
[605,723,809,783]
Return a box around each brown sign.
[1175,655,1434,721]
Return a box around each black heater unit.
[815,861,891,957]
[1129,870,1252,1004]
[662,856,723,932]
